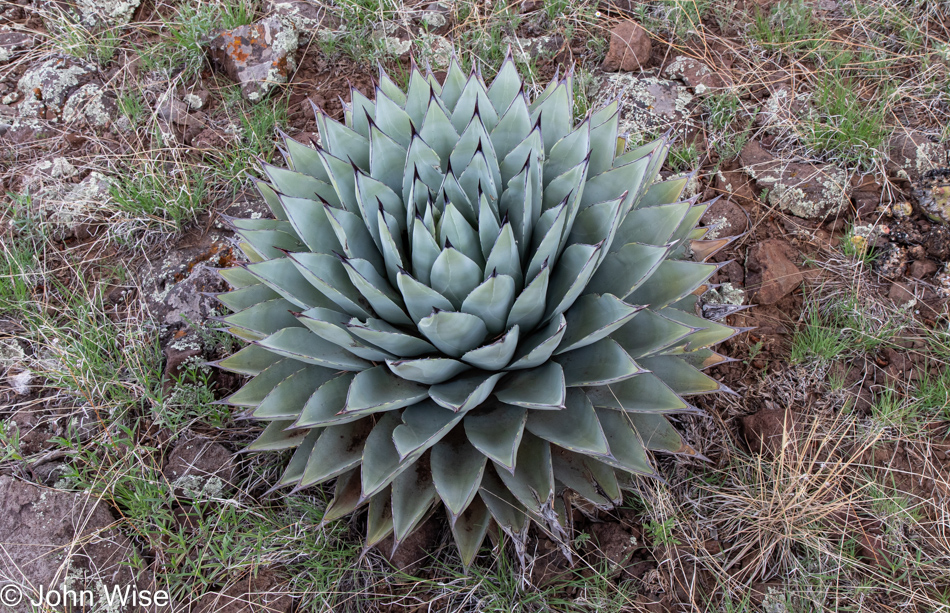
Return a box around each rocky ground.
[1,0,949,611]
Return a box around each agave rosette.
[213,54,739,564]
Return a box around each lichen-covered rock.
[160,264,227,326]
[376,33,452,70]
[873,244,908,280]
[163,438,236,499]
[21,167,113,239]
[420,2,451,29]
[700,198,749,239]
[504,35,563,67]
[598,74,694,137]
[601,20,652,72]
[662,55,727,94]
[0,476,151,613]
[847,223,887,257]
[268,0,335,31]
[155,90,202,128]
[182,89,210,110]
[376,35,412,56]
[163,332,205,383]
[936,264,950,298]
[888,130,945,182]
[74,0,142,27]
[32,157,79,180]
[755,84,810,136]
[0,338,26,369]
[62,82,116,127]
[374,32,453,69]
[419,34,453,69]
[209,17,299,102]
[739,140,851,220]
[38,171,112,239]
[702,282,746,320]
[16,57,95,120]
[913,168,950,224]
[34,0,141,28]
[0,29,33,63]
[0,338,31,396]
[137,235,235,331]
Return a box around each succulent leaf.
[525,388,609,455]
[464,403,527,469]
[432,430,488,517]
[392,454,438,543]
[246,419,310,452]
[551,448,613,508]
[294,373,358,427]
[252,365,337,419]
[451,496,492,567]
[298,419,372,488]
[392,400,463,460]
[214,344,282,376]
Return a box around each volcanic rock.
[739,141,851,220]
[0,476,150,613]
[209,17,299,102]
[745,239,803,304]
[602,21,652,72]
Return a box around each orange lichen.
[224,34,251,63]
[171,243,234,283]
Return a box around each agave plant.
[213,54,739,565]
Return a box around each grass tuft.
[799,71,892,171]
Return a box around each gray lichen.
[0,338,25,369]
[34,157,79,180]
[245,20,299,102]
[759,165,850,219]
[422,10,447,28]
[270,0,328,31]
[702,215,729,240]
[75,0,142,27]
[182,93,204,110]
[17,58,93,118]
[936,264,950,298]
[173,474,226,499]
[62,83,114,127]
[597,74,695,137]
[376,35,412,57]
[705,282,745,306]
[417,34,453,69]
[29,171,113,239]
